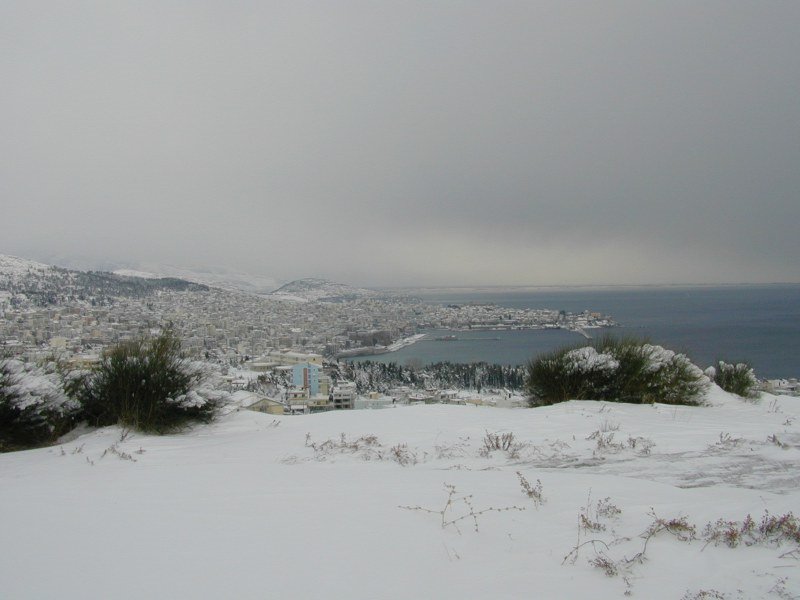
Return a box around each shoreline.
[337,327,597,360]
[335,333,428,359]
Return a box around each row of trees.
[342,347,757,403]
[339,360,527,394]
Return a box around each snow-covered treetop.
[0,358,77,414]
[563,347,619,373]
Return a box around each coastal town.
[0,254,625,412]
[0,256,616,362]
[3,255,797,413]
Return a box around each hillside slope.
[2,388,799,599]
[1,254,207,308]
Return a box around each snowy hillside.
[21,255,278,296]
[0,254,208,310]
[111,263,280,296]
[270,277,381,302]
[2,388,799,599]
[0,254,53,284]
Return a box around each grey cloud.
[1,1,799,286]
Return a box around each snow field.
[2,388,799,599]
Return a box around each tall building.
[292,362,320,396]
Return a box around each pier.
[573,327,593,340]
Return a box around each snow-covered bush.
[706,361,758,399]
[526,337,709,407]
[78,328,226,433]
[639,344,710,405]
[0,359,79,451]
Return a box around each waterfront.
[353,284,800,379]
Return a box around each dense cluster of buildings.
[1,265,615,368]
[0,258,617,412]
[234,354,523,416]
[1,286,419,364]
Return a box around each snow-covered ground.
[2,387,799,599]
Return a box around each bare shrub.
[589,554,618,577]
[483,430,517,451]
[702,511,800,549]
[400,483,525,534]
[587,430,624,453]
[516,471,544,507]
[565,505,695,594]
[710,432,744,451]
[390,443,418,466]
[305,432,385,461]
[434,438,470,460]
[578,493,613,533]
[599,419,620,432]
[596,497,622,520]
[645,510,697,542]
[481,430,524,459]
[580,513,605,532]
[681,590,727,600]
[626,435,655,455]
[101,443,137,462]
[304,433,424,465]
[758,511,800,545]
[769,577,794,599]
[767,434,789,449]
[564,503,798,597]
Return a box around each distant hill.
[110,263,280,296]
[270,278,381,303]
[0,254,54,281]
[2,254,384,307]
[0,254,208,309]
[27,255,279,296]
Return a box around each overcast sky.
[2,1,799,287]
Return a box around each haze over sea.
[356,284,800,380]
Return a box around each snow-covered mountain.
[18,254,279,296]
[110,263,280,296]
[0,254,55,285]
[270,277,381,303]
[4,254,370,300]
[2,387,799,599]
[0,254,207,308]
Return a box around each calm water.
[353,285,800,379]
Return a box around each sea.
[351,284,800,380]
